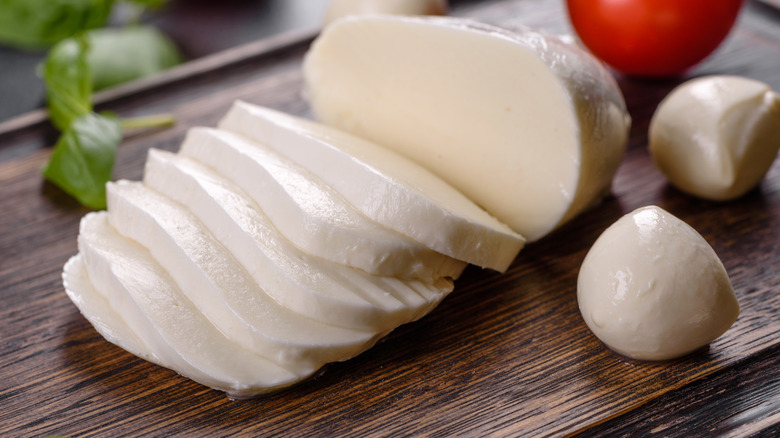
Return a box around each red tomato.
[566,0,744,77]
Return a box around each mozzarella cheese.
[303,16,630,241]
[218,101,524,271]
[649,75,780,201]
[63,254,160,366]
[577,206,740,361]
[77,212,303,397]
[107,180,380,371]
[143,148,453,331]
[324,0,447,25]
[179,127,468,280]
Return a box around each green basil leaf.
[124,0,168,9]
[0,0,115,50]
[87,25,182,91]
[44,35,93,131]
[42,112,122,210]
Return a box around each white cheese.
[218,102,525,270]
[78,212,303,397]
[324,0,447,26]
[649,75,780,201]
[106,181,379,371]
[577,206,740,361]
[63,254,160,366]
[143,148,453,331]
[303,16,630,241]
[179,127,467,280]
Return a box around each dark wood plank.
[1,0,779,436]
[572,343,780,437]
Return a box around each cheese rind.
[577,206,740,361]
[179,127,467,280]
[143,148,453,331]
[218,102,524,270]
[649,75,780,201]
[106,181,379,371]
[78,212,303,397]
[303,16,630,241]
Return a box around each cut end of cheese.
[649,75,780,201]
[577,206,740,361]
[304,16,630,241]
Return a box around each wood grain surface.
[2,0,780,436]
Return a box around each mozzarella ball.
[649,75,780,201]
[324,0,448,26]
[577,205,739,361]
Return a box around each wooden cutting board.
[2,0,779,436]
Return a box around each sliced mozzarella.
[78,212,303,397]
[143,148,453,331]
[106,181,379,371]
[218,102,524,271]
[63,254,160,366]
[577,206,740,361]
[303,16,630,241]
[178,127,467,280]
[649,75,780,201]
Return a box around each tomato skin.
[566,0,744,77]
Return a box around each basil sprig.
[41,26,177,209]
[0,0,115,50]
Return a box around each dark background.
[0,0,332,123]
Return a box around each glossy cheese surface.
[577,206,740,361]
[650,75,780,201]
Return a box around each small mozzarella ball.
[649,75,780,201]
[324,0,448,26]
[577,206,739,361]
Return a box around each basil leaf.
[124,0,167,9]
[0,0,114,50]
[42,112,122,210]
[87,25,182,91]
[44,35,93,131]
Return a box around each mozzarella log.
[304,16,630,241]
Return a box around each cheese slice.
[178,127,467,280]
[63,254,160,366]
[143,148,453,331]
[106,181,379,371]
[218,102,524,270]
[78,212,303,397]
[303,16,630,241]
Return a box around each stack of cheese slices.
[63,16,630,398]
